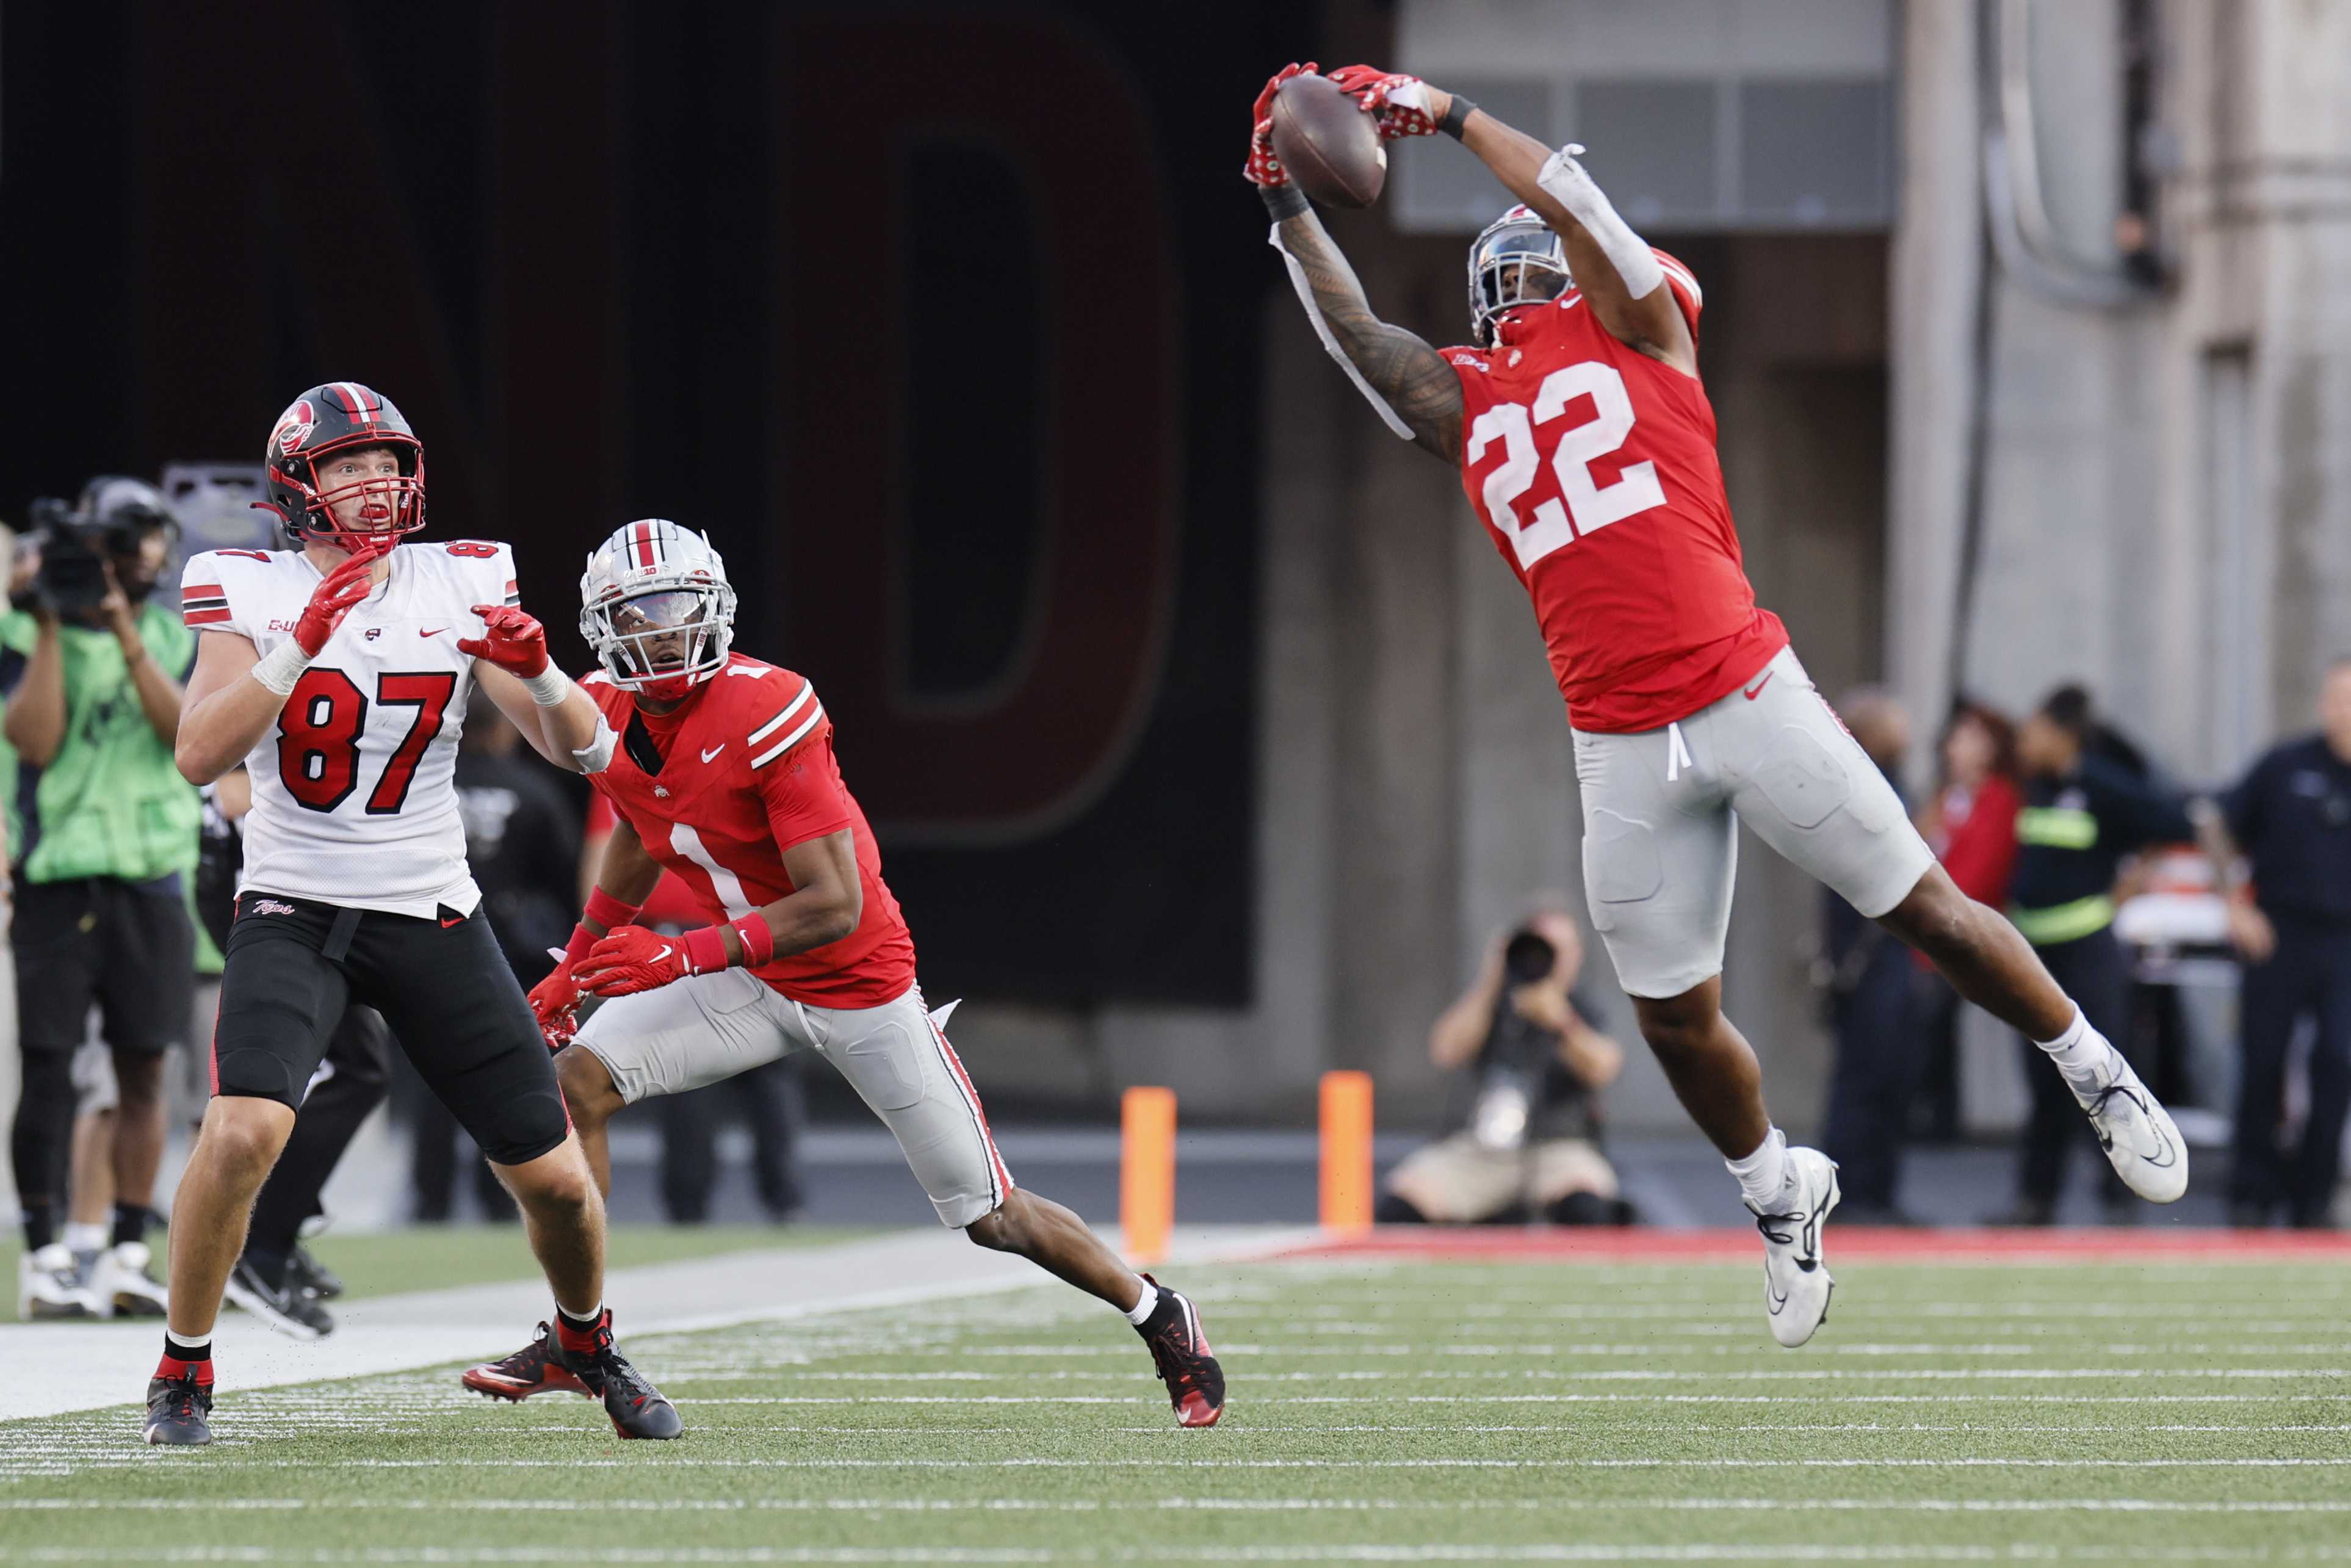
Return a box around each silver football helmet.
[1468,203,1572,347]
[579,519,738,700]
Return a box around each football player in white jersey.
[142,381,679,1447]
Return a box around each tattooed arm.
[1272,207,1465,464]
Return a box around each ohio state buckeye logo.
[272,399,317,455]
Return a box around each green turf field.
[0,1224,871,1322]
[5,1252,2349,1563]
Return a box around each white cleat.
[89,1241,170,1319]
[2069,1045,2189,1203]
[16,1243,103,1321]
[1748,1146,1840,1349]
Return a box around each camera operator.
[1378,903,1629,1225]
[4,478,197,1318]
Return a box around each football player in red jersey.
[1248,65,2187,1343]
[466,520,1226,1428]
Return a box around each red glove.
[530,888,646,1047]
[527,966,583,1049]
[1244,61,1317,187]
[292,550,380,657]
[457,604,550,677]
[574,923,713,997]
[1325,65,1443,140]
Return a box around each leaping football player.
[471,520,1226,1427]
[1246,65,2187,1344]
[150,384,679,1444]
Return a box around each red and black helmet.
[260,381,427,552]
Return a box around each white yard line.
[6,1495,2351,1515]
[0,1225,1309,1423]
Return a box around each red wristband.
[583,887,642,931]
[681,923,731,975]
[728,913,776,969]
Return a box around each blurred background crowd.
[5,0,2351,1322]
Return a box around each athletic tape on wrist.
[1439,95,1475,139]
[1536,144,1665,298]
[521,667,571,707]
[1259,184,1310,220]
[251,640,314,697]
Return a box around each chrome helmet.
[579,519,738,701]
[1467,204,1572,347]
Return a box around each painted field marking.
[10,1495,2351,1516]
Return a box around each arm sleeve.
[179,552,247,636]
[754,722,854,853]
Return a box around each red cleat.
[1135,1274,1226,1428]
[461,1322,592,1402]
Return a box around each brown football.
[1270,73,1385,209]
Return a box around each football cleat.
[90,1241,169,1319]
[16,1243,101,1320]
[142,1372,214,1447]
[1135,1275,1226,1428]
[461,1322,592,1402]
[1749,1146,1840,1349]
[551,1309,683,1440]
[287,1245,345,1300]
[2068,1046,2189,1203]
[224,1256,333,1340]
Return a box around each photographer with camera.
[1378,900,1630,1226]
[4,477,198,1318]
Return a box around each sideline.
[1279,1225,2351,1264]
[0,1224,1310,1423]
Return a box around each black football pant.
[242,1005,393,1271]
[2015,927,2131,1207]
[2230,920,2351,1224]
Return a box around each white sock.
[2035,1005,2111,1082]
[1725,1127,1789,1209]
[63,1221,109,1255]
[1125,1282,1159,1326]
[165,1328,211,1356]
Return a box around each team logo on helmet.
[272,399,317,455]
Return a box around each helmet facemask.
[276,435,428,555]
[1468,215,1572,348]
[585,582,736,702]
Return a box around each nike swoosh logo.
[420,627,450,637]
[1744,671,1775,700]
[439,916,463,928]
[1793,1254,1819,1274]
[652,945,673,964]
[701,745,726,764]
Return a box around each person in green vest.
[4,478,198,1319]
[1996,684,2197,1225]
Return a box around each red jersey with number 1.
[582,654,917,1009]
[1445,253,1785,733]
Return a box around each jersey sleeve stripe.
[747,681,814,746]
[184,607,234,626]
[182,584,225,602]
[749,704,824,769]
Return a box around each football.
[1270,72,1385,208]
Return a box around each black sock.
[113,1202,150,1250]
[21,1203,57,1253]
[555,1303,604,1335]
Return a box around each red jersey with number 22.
[1445,252,1786,734]
[583,654,917,1009]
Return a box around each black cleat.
[554,1309,682,1440]
[142,1372,213,1446]
[224,1256,334,1340]
[1135,1274,1225,1428]
[462,1322,593,1402]
[287,1245,345,1300]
